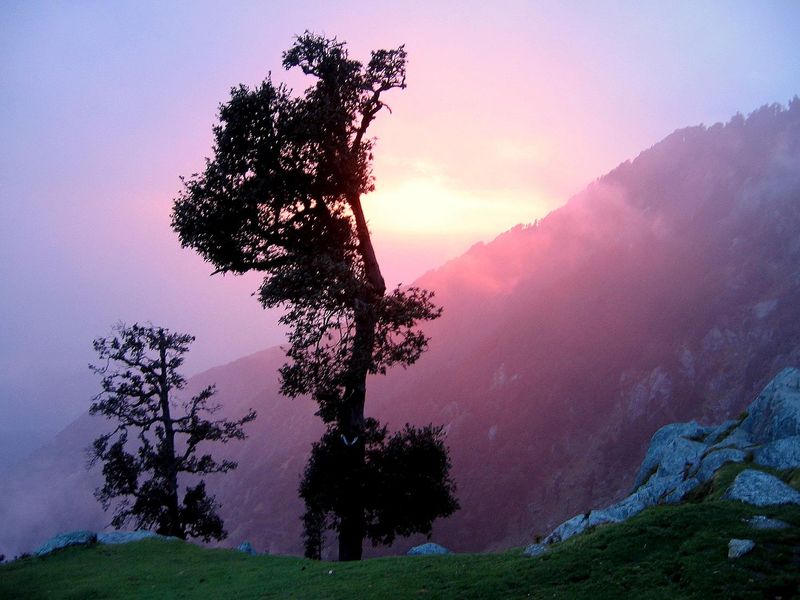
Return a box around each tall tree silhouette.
[88,323,255,541]
[172,33,457,560]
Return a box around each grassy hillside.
[2,496,798,600]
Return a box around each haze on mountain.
[2,101,800,559]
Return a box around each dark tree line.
[172,33,458,560]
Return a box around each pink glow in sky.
[1,1,799,435]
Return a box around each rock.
[34,531,97,556]
[236,541,258,555]
[97,530,170,545]
[753,436,800,469]
[705,420,739,445]
[746,515,790,530]
[709,427,755,451]
[728,538,755,559]
[538,370,800,550]
[407,542,450,556]
[523,543,548,557]
[739,368,800,444]
[695,448,748,483]
[544,514,589,545]
[633,421,711,489]
[723,469,800,506]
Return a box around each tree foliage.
[88,323,255,541]
[172,32,457,560]
[299,421,459,559]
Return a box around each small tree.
[88,323,256,541]
[172,32,458,560]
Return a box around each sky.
[1,1,800,436]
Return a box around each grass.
[2,496,799,600]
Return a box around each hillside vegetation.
[3,485,799,600]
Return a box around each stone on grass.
[35,531,97,556]
[236,541,258,555]
[746,515,790,530]
[728,538,755,559]
[523,543,548,557]
[97,531,169,545]
[543,514,589,545]
[695,448,747,483]
[407,542,449,556]
[723,469,800,506]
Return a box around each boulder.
[236,541,258,555]
[695,448,748,483]
[746,515,790,530]
[633,421,711,489]
[723,469,800,506]
[544,514,589,544]
[739,368,800,444]
[522,543,548,557]
[753,436,800,469]
[35,531,97,556]
[97,531,170,545]
[407,542,450,556]
[704,420,739,445]
[728,538,755,559]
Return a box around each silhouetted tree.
[88,323,255,541]
[299,421,458,559]
[172,33,458,560]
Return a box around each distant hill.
[2,100,800,559]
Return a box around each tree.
[172,33,458,560]
[88,323,256,541]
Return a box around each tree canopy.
[172,32,457,560]
[88,323,255,541]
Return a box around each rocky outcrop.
[536,368,800,548]
[723,470,800,506]
[96,531,171,545]
[407,542,450,556]
[35,531,96,556]
[523,543,548,557]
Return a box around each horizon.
[2,1,800,449]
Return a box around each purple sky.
[1,1,799,436]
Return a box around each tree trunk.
[337,192,385,561]
[158,337,183,539]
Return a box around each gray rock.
[97,530,170,545]
[709,427,755,451]
[753,436,800,470]
[633,421,711,489]
[746,515,790,530]
[739,368,800,444]
[728,538,755,559]
[35,530,97,556]
[236,541,258,555]
[522,543,548,557]
[695,448,748,483]
[723,469,800,506]
[544,514,588,544]
[663,477,701,504]
[705,420,739,445]
[407,542,449,556]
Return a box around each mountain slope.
[3,101,800,559]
